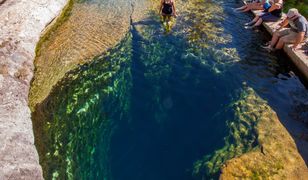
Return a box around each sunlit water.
[31,0,308,179]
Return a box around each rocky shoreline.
[0,0,68,179]
[220,87,308,179]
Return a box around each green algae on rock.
[30,0,133,110]
[193,86,308,179]
[180,0,240,74]
[219,91,308,179]
[193,86,262,178]
[29,0,308,179]
[32,35,133,179]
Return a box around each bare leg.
[246,16,259,26]
[270,32,280,47]
[251,16,260,23]
[275,38,285,49]
[161,15,166,22]
[165,15,171,23]
[236,5,247,11]
[241,7,251,12]
[252,18,263,27]
[246,3,253,9]
[241,3,262,12]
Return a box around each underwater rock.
[219,88,308,179]
[26,0,308,178]
[192,87,308,179]
[31,35,133,179]
[30,0,146,109]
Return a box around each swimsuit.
[162,0,173,15]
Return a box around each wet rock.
[192,87,308,179]
[219,88,308,179]
[25,0,308,178]
[29,0,136,109]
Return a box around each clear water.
[31,0,308,179]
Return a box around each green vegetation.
[284,0,308,17]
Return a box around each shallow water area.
[29,0,133,109]
[30,0,308,179]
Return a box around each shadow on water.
[31,0,308,179]
[109,11,233,180]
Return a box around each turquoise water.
[31,0,308,179]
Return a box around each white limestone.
[0,0,68,179]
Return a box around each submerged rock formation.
[32,35,133,179]
[0,0,68,178]
[12,0,307,179]
[220,89,308,179]
[29,0,134,109]
[29,0,184,110]
[193,86,308,179]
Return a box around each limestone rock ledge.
[220,88,308,179]
[0,0,68,179]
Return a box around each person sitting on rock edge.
[244,0,283,29]
[235,0,269,13]
[262,8,308,52]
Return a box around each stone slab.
[246,1,308,80]
[0,0,68,179]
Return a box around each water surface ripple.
[31,0,308,179]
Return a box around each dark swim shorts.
[259,12,281,22]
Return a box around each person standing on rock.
[159,0,177,31]
[261,8,308,51]
[159,0,177,18]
